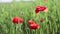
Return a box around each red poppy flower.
[12,17,24,24]
[19,18,24,24]
[30,24,38,30]
[45,0,48,2]
[35,9,40,14]
[28,20,35,24]
[37,24,40,29]
[35,6,47,14]
[30,24,40,30]
[44,8,48,12]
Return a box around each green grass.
[0,0,60,34]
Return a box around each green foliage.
[0,0,60,34]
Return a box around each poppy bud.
[40,19,44,22]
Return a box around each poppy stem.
[35,29,37,34]
[33,30,35,34]
[15,24,16,34]
[29,29,30,34]
[20,24,22,34]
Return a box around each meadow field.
[0,0,60,34]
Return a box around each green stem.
[15,24,16,34]
[35,30,37,34]
[20,24,22,34]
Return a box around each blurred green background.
[0,0,60,34]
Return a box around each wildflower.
[45,0,48,2]
[28,20,35,24]
[35,6,47,14]
[37,24,40,29]
[12,17,24,24]
[30,24,40,30]
[44,8,48,12]
[28,20,40,30]
[19,17,24,23]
